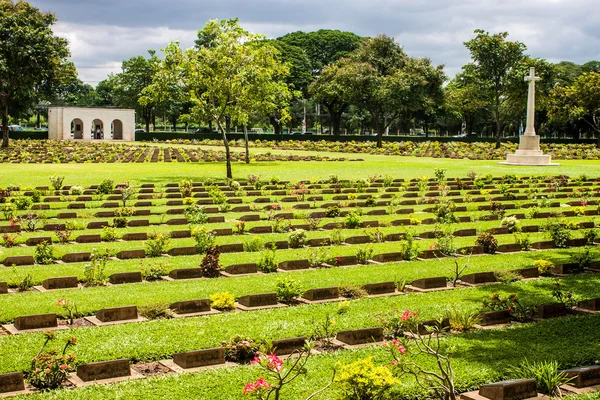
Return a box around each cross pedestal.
[501,67,558,166]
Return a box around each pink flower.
[57,299,66,307]
[243,378,272,395]
[401,311,413,321]
[397,345,406,354]
[430,242,437,250]
[265,354,283,372]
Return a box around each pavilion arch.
[71,118,84,139]
[111,119,123,140]
[91,119,104,139]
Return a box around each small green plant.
[2,202,15,220]
[56,298,79,325]
[191,226,216,254]
[356,246,374,264]
[200,246,222,278]
[98,179,115,194]
[184,204,208,224]
[100,226,120,241]
[330,228,344,245]
[234,221,246,234]
[494,270,521,283]
[534,259,554,276]
[507,359,573,397]
[272,218,292,233]
[1,232,18,247]
[49,175,65,190]
[83,248,111,286]
[11,268,33,292]
[482,293,535,322]
[544,219,572,248]
[34,241,55,265]
[399,232,420,261]
[288,229,307,248]
[257,244,277,273]
[552,279,577,308]
[365,228,384,243]
[501,215,520,233]
[70,186,83,195]
[584,228,599,245]
[475,232,498,254]
[308,247,331,268]
[434,168,447,182]
[55,225,72,244]
[571,246,594,270]
[445,308,480,332]
[275,278,303,303]
[28,331,77,390]
[209,186,227,204]
[336,357,399,400]
[326,205,340,218]
[243,236,264,252]
[339,285,367,299]
[179,178,193,198]
[17,211,46,232]
[14,196,32,210]
[113,207,135,228]
[116,182,135,207]
[141,264,168,281]
[344,211,362,229]
[138,303,174,320]
[210,292,236,311]
[144,232,170,257]
[514,233,531,251]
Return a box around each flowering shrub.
[28,331,77,390]
[56,299,78,325]
[344,212,362,229]
[501,216,520,233]
[223,335,260,363]
[288,229,307,248]
[97,179,114,194]
[179,179,193,198]
[209,291,235,311]
[184,204,208,224]
[475,232,498,254]
[534,259,554,276]
[191,226,216,254]
[34,241,55,265]
[482,293,535,322]
[375,308,419,338]
[336,357,398,400]
[544,219,572,248]
[257,245,277,273]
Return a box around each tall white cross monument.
[502,67,557,166]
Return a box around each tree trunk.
[243,125,250,164]
[152,113,156,132]
[269,116,282,135]
[2,102,9,148]
[144,108,150,133]
[216,119,232,179]
[36,113,41,129]
[495,118,502,149]
[325,103,346,136]
[375,117,384,148]
[172,116,177,132]
[225,116,231,135]
[184,121,189,133]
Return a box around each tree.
[146,19,292,178]
[0,0,70,147]
[332,35,445,147]
[444,76,487,136]
[463,29,527,148]
[278,30,363,77]
[309,62,351,135]
[552,61,583,86]
[112,51,159,132]
[548,72,600,145]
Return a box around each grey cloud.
[29,0,600,85]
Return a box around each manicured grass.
[13,313,600,400]
[0,273,598,375]
[1,153,599,188]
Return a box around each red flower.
[243,378,271,395]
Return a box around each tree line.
[2,0,600,153]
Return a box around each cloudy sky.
[30,0,600,86]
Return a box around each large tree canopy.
[0,0,70,147]
[323,35,445,147]
[145,19,292,178]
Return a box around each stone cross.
[524,67,540,136]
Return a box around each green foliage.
[98,179,115,194]
[209,291,235,311]
[445,308,480,332]
[100,226,120,242]
[138,303,173,320]
[49,175,65,190]
[307,247,332,268]
[34,241,55,265]
[494,270,521,284]
[83,248,110,286]
[200,247,222,278]
[144,232,170,257]
[544,219,572,248]
[191,226,216,254]
[356,246,374,265]
[475,232,498,254]
[2,202,15,220]
[501,215,520,233]
[179,179,193,198]
[11,268,33,292]
[14,196,32,210]
[482,293,535,322]
[141,264,168,281]
[344,211,362,229]
[514,233,531,251]
[288,229,307,248]
[257,245,277,273]
[534,259,554,276]
[272,218,292,233]
[399,233,420,261]
[507,359,573,396]
[184,204,208,224]
[336,357,399,400]
[275,278,302,303]
[243,236,264,252]
[339,285,367,299]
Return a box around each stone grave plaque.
[272,337,306,356]
[168,247,197,256]
[302,287,339,301]
[62,252,91,263]
[564,365,600,388]
[238,293,278,308]
[173,348,225,369]
[0,372,25,394]
[336,327,384,345]
[461,272,496,285]
[411,277,447,290]
[224,263,257,275]
[76,234,102,243]
[96,306,138,323]
[577,298,600,312]
[278,259,310,271]
[478,379,537,400]
[76,359,131,382]
[372,252,403,263]
[170,299,211,314]
[518,267,539,279]
[218,243,244,253]
[42,276,78,290]
[25,237,52,246]
[2,256,34,266]
[122,232,148,241]
[169,268,202,280]
[479,310,511,326]
[116,250,146,260]
[536,303,567,319]
[109,272,143,285]
[362,282,396,295]
[14,313,58,330]
[0,282,7,294]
